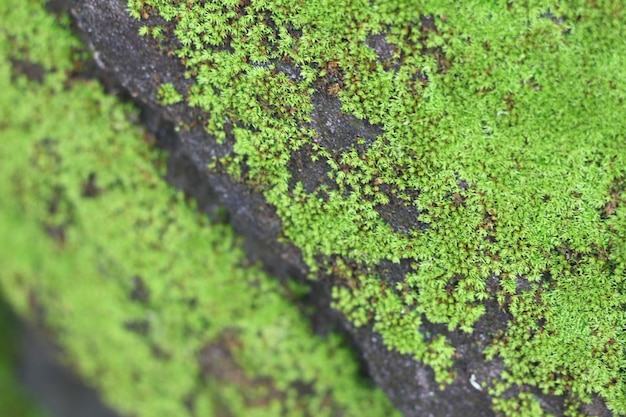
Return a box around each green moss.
[129,0,626,415]
[0,1,399,417]
[156,82,183,105]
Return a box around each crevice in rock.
[310,92,382,156]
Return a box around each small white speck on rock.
[469,373,483,391]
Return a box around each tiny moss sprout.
[156,82,183,105]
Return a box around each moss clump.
[156,82,183,105]
[0,1,400,416]
[129,0,626,415]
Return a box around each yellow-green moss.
[129,0,626,415]
[0,1,400,416]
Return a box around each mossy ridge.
[129,0,626,415]
[0,2,400,417]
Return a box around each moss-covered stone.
[123,0,626,415]
[0,1,399,416]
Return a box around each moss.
[0,1,399,417]
[128,0,626,415]
[156,82,184,105]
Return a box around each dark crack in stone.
[345,319,496,417]
[129,275,150,304]
[288,143,337,197]
[10,58,46,83]
[310,92,382,156]
[366,33,396,63]
[580,395,614,417]
[374,258,414,287]
[373,184,428,234]
[123,319,150,336]
[276,61,304,82]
